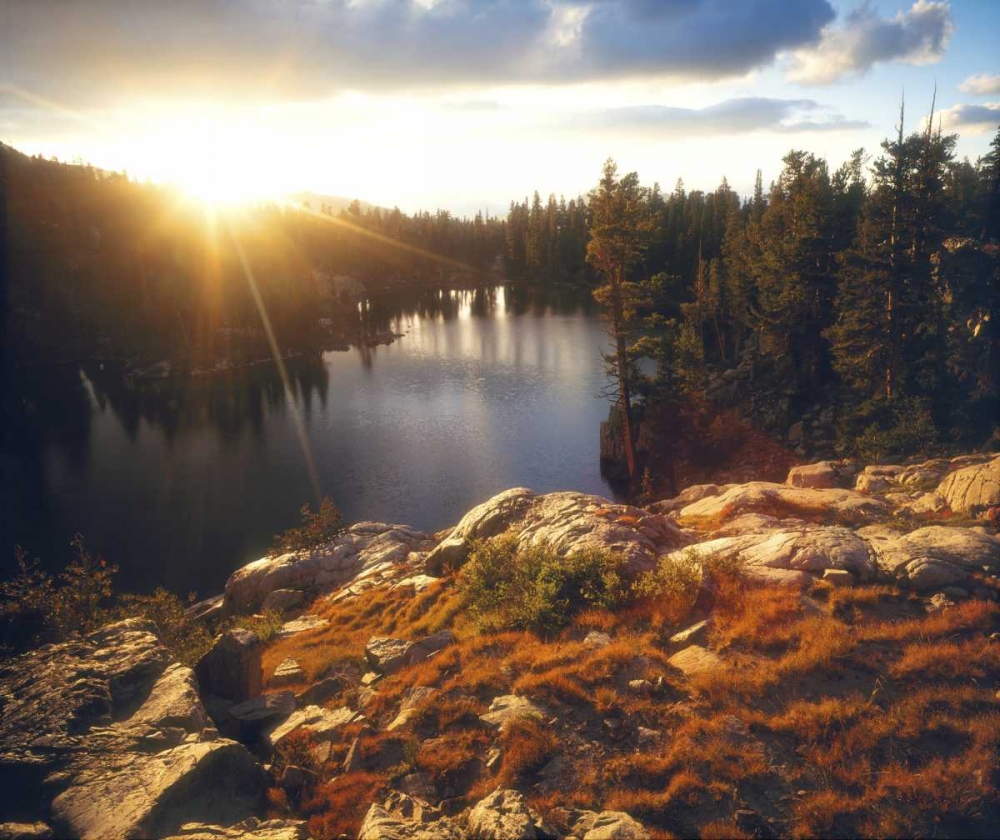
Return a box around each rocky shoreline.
[2,453,998,838]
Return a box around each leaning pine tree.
[587,158,650,486]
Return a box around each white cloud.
[566,97,868,135]
[1,0,835,105]
[936,102,1000,133]
[787,0,953,85]
[959,74,1000,96]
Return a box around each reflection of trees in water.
[4,364,95,562]
[81,358,330,445]
[358,283,595,331]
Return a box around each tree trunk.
[611,282,637,484]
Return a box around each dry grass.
[260,572,1000,840]
[496,717,559,787]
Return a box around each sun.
[139,112,284,206]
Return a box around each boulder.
[648,484,730,515]
[874,526,1000,589]
[669,525,875,586]
[265,705,358,749]
[388,686,437,731]
[668,645,721,676]
[261,589,305,615]
[271,658,305,687]
[670,620,709,646]
[938,456,1000,515]
[366,637,415,675]
[569,811,650,840]
[677,483,888,530]
[428,488,689,577]
[274,615,329,640]
[479,695,545,730]
[228,692,296,730]
[365,630,455,676]
[224,522,434,614]
[787,462,838,489]
[0,825,52,840]
[358,793,462,840]
[295,675,354,708]
[822,569,854,587]
[855,473,893,495]
[163,819,309,840]
[195,629,262,704]
[0,620,266,840]
[467,788,551,839]
[50,739,266,840]
[583,631,612,649]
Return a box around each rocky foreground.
[2,454,999,839]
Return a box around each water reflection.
[5,284,614,596]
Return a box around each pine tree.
[587,158,650,485]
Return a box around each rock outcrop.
[676,482,888,529]
[426,488,689,576]
[0,620,265,839]
[467,788,552,839]
[875,526,1000,589]
[937,456,1000,515]
[224,522,436,614]
[195,628,263,704]
[358,793,462,840]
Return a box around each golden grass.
[259,572,1000,840]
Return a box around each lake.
[5,285,621,597]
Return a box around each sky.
[2,0,998,215]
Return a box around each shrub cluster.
[272,496,346,555]
[1,536,283,664]
[460,532,626,635]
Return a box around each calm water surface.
[7,285,620,596]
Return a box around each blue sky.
[1,1,997,213]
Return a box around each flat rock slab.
[569,811,650,840]
[668,645,722,677]
[164,820,309,840]
[875,526,1000,589]
[677,482,888,530]
[51,740,266,840]
[479,695,545,730]
[669,525,875,586]
[275,615,329,640]
[266,705,358,749]
[271,658,305,687]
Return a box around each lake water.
[5,285,621,597]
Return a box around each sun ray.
[228,222,322,505]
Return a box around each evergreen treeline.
[4,110,1000,455]
[538,114,1000,461]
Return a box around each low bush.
[271,496,346,555]
[460,533,625,635]
[840,395,938,462]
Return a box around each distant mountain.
[286,191,384,214]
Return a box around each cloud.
[959,74,1000,96]
[936,103,1000,133]
[566,97,869,135]
[1,0,835,107]
[787,0,953,85]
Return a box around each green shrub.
[634,548,704,620]
[113,588,215,666]
[272,496,346,555]
[840,396,938,462]
[460,532,625,635]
